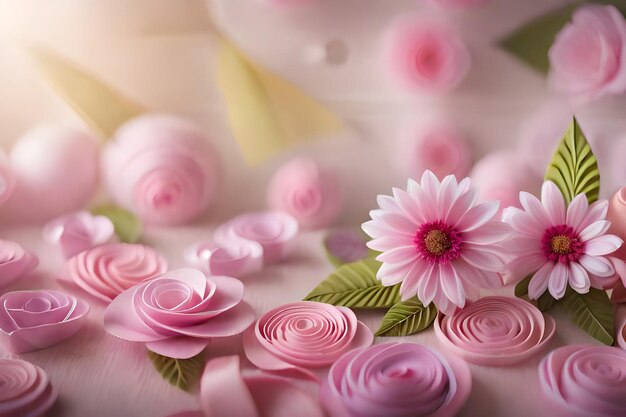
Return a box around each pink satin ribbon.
[434,296,555,366]
[0,358,58,417]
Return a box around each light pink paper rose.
[165,356,325,417]
[267,158,342,230]
[43,211,115,259]
[103,268,254,359]
[0,290,89,354]
[102,115,218,226]
[67,243,168,303]
[243,301,373,380]
[549,5,626,100]
[184,239,263,278]
[409,124,472,180]
[0,240,38,289]
[214,211,299,263]
[0,150,14,205]
[320,342,472,417]
[385,16,470,93]
[429,0,488,9]
[0,358,58,417]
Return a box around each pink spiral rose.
[385,16,470,93]
[320,342,471,417]
[539,345,626,417]
[429,0,488,9]
[0,240,38,289]
[214,211,299,263]
[0,290,89,354]
[102,114,218,226]
[67,243,167,303]
[0,150,14,205]
[184,239,263,278]
[0,359,58,417]
[243,301,373,380]
[549,5,626,100]
[434,296,555,366]
[43,211,115,259]
[408,124,472,180]
[267,158,342,230]
[104,268,254,359]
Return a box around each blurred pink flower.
[0,150,14,205]
[259,0,315,6]
[102,115,218,226]
[409,124,472,180]
[429,0,488,9]
[0,359,57,417]
[549,5,626,100]
[385,16,470,93]
[103,268,254,359]
[43,211,114,259]
[267,158,342,230]
[0,240,38,289]
[504,181,623,299]
[362,171,509,315]
[184,239,263,278]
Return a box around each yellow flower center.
[550,235,572,255]
[424,230,451,256]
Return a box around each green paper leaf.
[375,298,437,337]
[91,204,142,243]
[562,287,615,345]
[545,117,600,204]
[304,258,401,308]
[147,350,205,392]
[514,276,558,312]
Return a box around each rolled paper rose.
[320,342,471,417]
[267,158,342,230]
[243,301,373,380]
[429,0,488,9]
[384,16,470,93]
[0,240,38,289]
[617,304,626,351]
[549,5,626,100]
[214,211,299,263]
[102,114,218,226]
[324,229,370,264]
[539,345,626,417]
[184,239,263,278]
[434,296,556,366]
[0,359,58,417]
[43,211,115,259]
[0,149,15,205]
[409,124,472,180]
[0,290,89,353]
[67,243,168,303]
[103,268,254,359]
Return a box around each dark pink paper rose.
[103,268,254,359]
[0,358,58,417]
[102,115,218,225]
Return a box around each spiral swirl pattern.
[0,359,57,417]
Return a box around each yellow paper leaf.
[28,46,144,139]
[217,38,343,165]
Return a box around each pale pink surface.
[0,358,58,417]
[184,239,263,278]
[43,211,114,259]
[538,345,626,417]
[384,16,470,93]
[0,240,38,289]
[0,149,14,205]
[267,158,342,230]
[362,171,509,314]
[103,268,254,359]
[434,296,555,366]
[320,342,471,417]
[102,114,218,226]
[549,5,626,101]
[428,0,488,9]
[409,125,472,181]
[66,243,168,303]
[214,211,299,264]
[243,301,373,380]
[504,181,623,299]
[0,290,89,354]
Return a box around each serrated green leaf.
[147,350,205,392]
[514,276,558,312]
[545,117,600,204]
[375,298,437,337]
[562,287,614,345]
[91,204,142,243]
[304,258,401,308]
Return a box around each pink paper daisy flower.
[504,181,623,299]
[362,171,510,315]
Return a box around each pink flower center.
[414,220,462,263]
[541,225,584,263]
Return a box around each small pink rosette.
[184,239,263,278]
[0,240,38,289]
[0,358,58,417]
[0,290,89,354]
[103,268,254,359]
[43,211,115,259]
